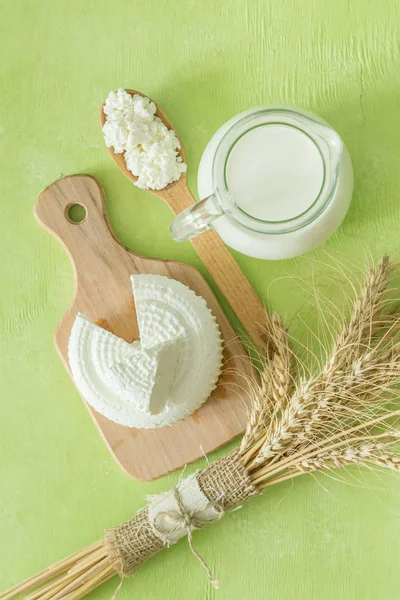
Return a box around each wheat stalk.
[244,257,400,493]
[240,313,292,452]
[294,440,400,471]
[252,257,398,466]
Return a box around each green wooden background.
[1,1,400,598]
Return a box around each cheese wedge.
[106,341,179,416]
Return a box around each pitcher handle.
[169,194,223,242]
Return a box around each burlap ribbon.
[105,449,258,586]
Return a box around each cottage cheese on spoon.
[102,88,187,190]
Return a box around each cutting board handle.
[34,174,122,264]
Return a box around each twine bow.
[104,450,258,590]
[148,475,224,588]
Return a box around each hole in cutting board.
[66,203,87,223]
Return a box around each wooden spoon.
[100,89,267,350]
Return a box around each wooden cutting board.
[35,174,255,481]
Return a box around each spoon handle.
[162,183,268,350]
[191,231,267,349]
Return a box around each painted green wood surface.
[1,1,400,598]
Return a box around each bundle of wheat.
[2,256,400,600]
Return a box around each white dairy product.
[225,124,324,221]
[102,88,187,190]
[106,340,179,416]
[195,106,354,260]
[68,274,223,428]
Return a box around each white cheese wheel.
[68,274,223,428]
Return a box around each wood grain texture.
[2,1,400,599]
[101,90,268,351]
[34,174,253,481]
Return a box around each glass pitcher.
[169,106,353,260]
